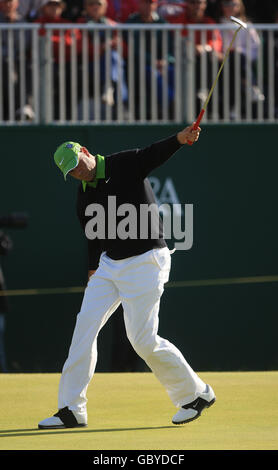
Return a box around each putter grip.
[187,109,205,146]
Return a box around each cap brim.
[63,159,79,180]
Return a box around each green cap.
[54,141,82,180]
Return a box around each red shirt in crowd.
[166,7,222,53]
[35,16,81,62]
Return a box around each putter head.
[230,16,247,30]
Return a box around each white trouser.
[58,247,206,421]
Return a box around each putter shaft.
[188,23,244,144]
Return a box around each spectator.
[157,1,186,23]
[77,0,128,120]
[217,0,264,118]
[218,1,260,63]
[35,1,86,59]
[125,0,175,120]
[34,0,77,63]
[157,1,220,25]
[168,0,223,57]
[62,0,85,21]
[34,0,81,120]
[106,0,138,23]
[168,0,223,113]
[0,0,22,20]
[17,0,48,21]
[0,0,34,120]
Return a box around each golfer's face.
[69,149,95,181]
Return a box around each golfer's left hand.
[177,124,201,145]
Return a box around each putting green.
[0,371,277,450]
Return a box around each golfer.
[38,124,215,429]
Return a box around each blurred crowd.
[4,0,276,25]
[0,0,277,121]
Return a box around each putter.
[188,16,248,145]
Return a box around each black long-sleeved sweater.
[76,134,183,270]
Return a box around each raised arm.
[107,124,201,180]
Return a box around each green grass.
[0,371,277,450]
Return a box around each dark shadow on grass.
[0,425,178,438]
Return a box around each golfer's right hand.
[177,124,201,145]
[177,122,201,144]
